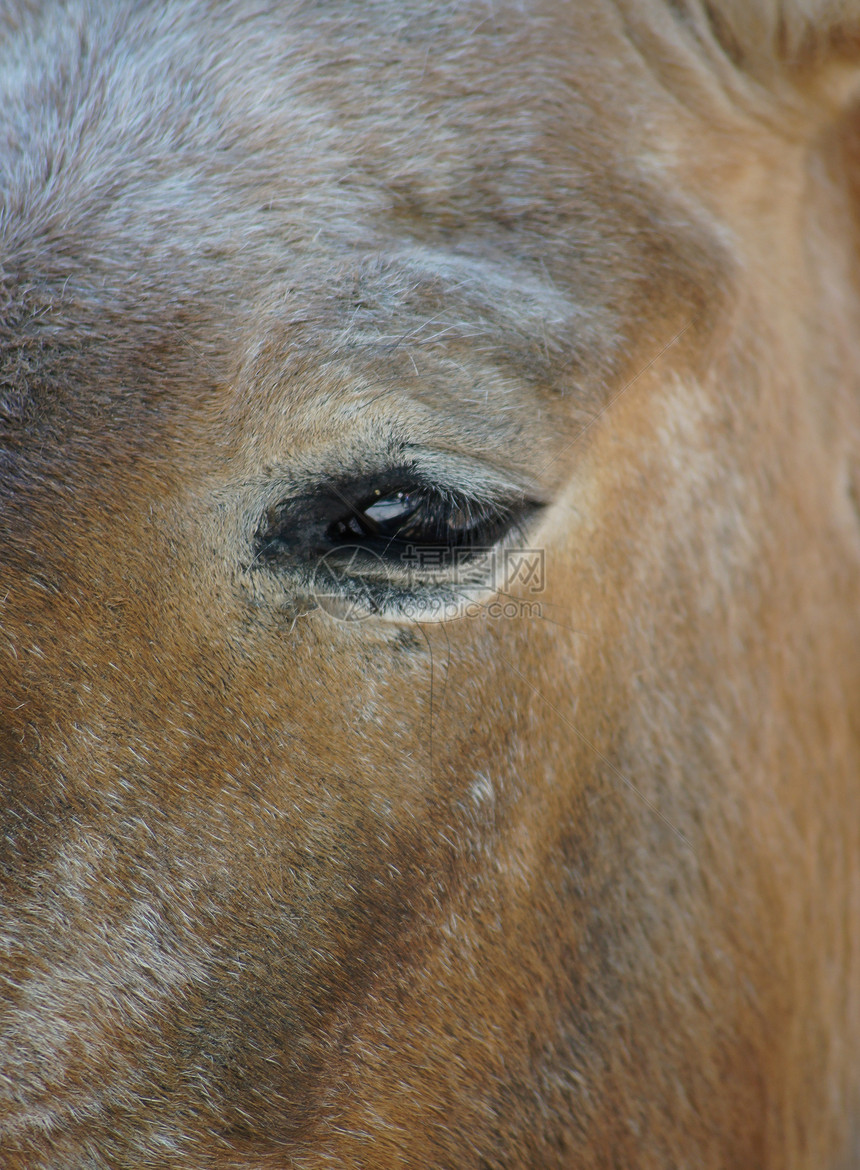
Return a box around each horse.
[2,1,860,1165]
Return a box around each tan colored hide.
[2,0,860,1166]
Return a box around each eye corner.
[251,500,293,565]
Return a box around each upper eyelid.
[308,464,534,522]
[256,443,543,507]
[394,447,541,504]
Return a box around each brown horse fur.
[2,1,860,1166]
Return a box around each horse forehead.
[0,0,683,423]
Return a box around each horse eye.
[252,470,541,575]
